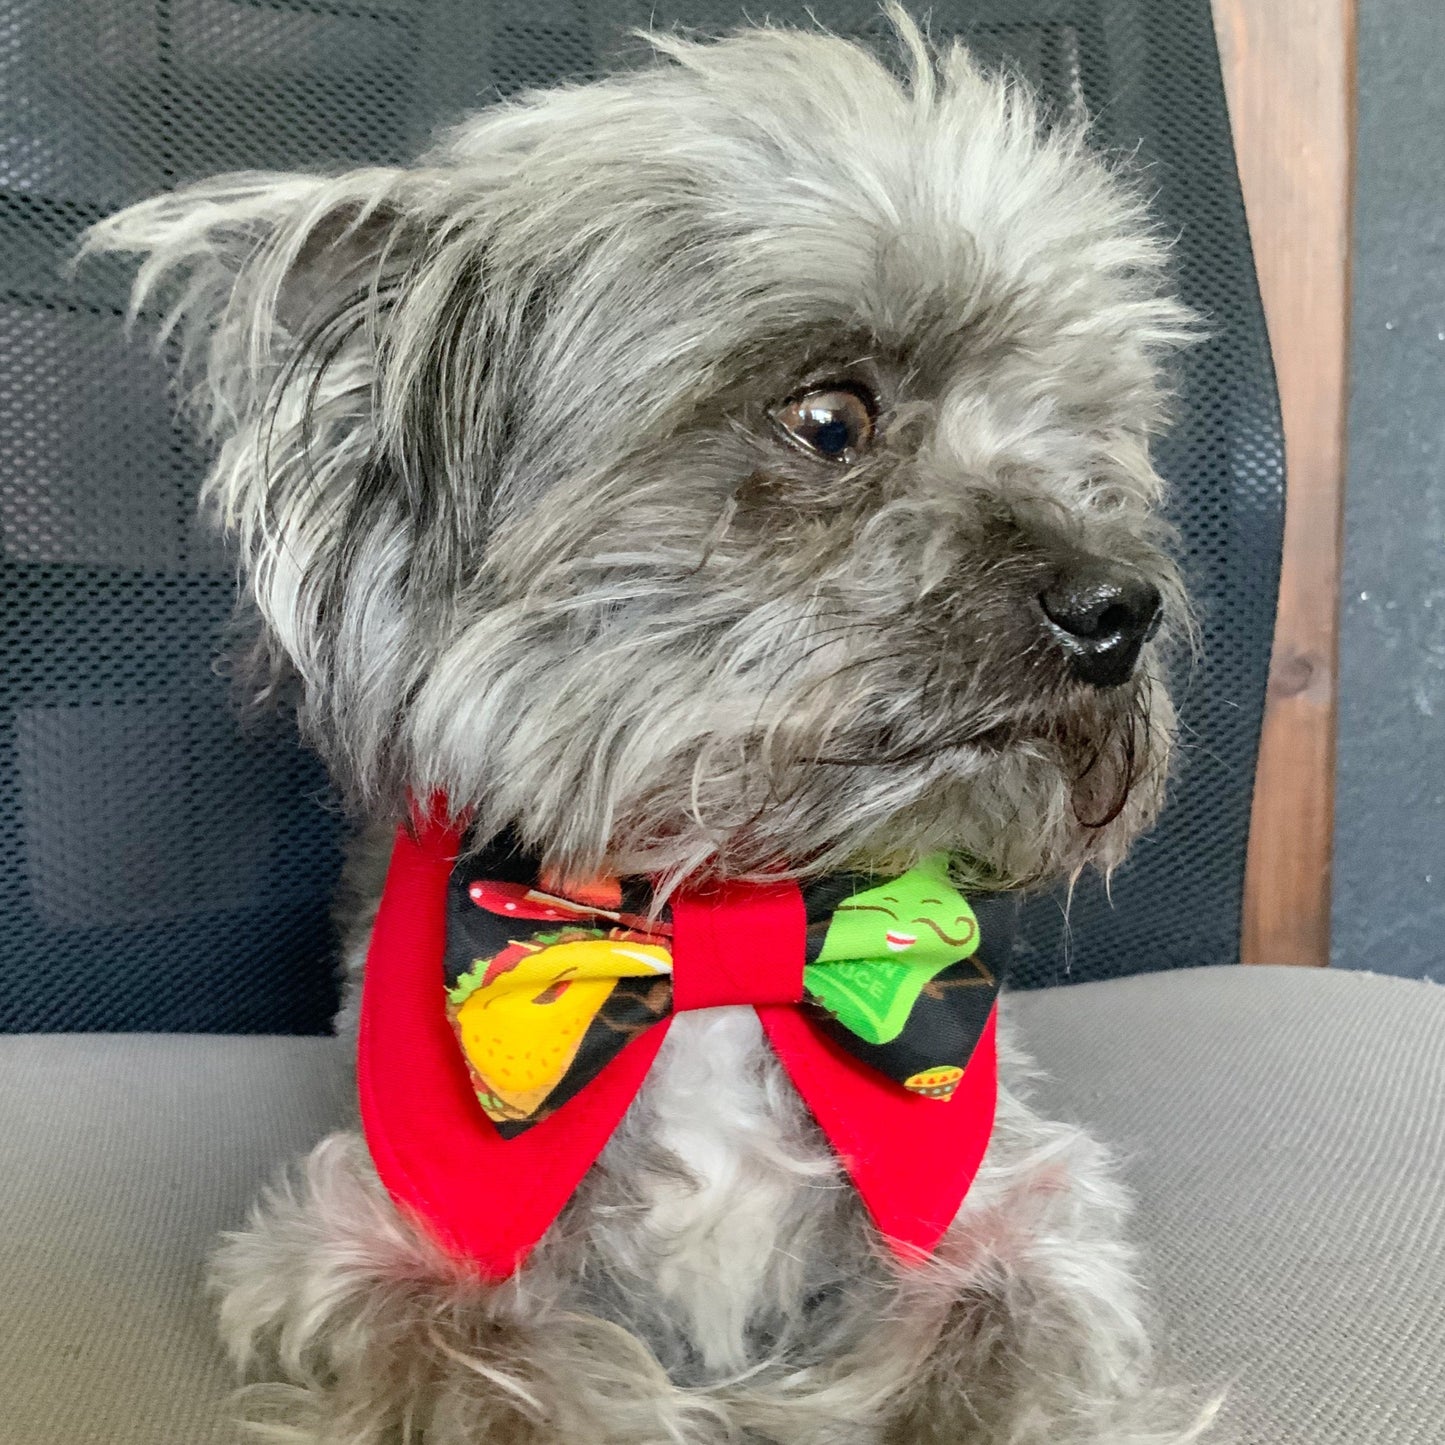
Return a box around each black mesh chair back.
[0,0,1283,1031]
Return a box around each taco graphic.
[449,932,671,1122]
[903,1065,966,1099]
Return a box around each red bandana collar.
[358,816,1012,1279]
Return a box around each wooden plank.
[1212,0,1355,965]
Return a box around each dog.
[84,12,1210,1443]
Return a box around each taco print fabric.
[443,834,1013,1138]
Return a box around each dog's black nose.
[1039,558,1161,689]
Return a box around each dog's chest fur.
[561,1006,888,1387]
[611,1010,837,1373]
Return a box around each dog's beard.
[392,573,1175,892]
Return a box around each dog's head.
[85,13,1194,890]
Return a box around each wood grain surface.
[1213,0,1356,966]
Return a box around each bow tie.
[358,815,1015,1279]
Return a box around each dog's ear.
[78,169,429,435]
[82,163,564,810]
[80,172,470,798]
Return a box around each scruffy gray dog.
[85,12,1211,1444]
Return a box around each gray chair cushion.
[1014,966,1445,1445]
[0,1035,352,1444]
[2,966,1442,1444]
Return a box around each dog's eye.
[773,385,876,463]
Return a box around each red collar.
[357,817,1000,1278]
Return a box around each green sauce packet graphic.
[803,854,981,1045]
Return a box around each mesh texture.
[0,0,1282,1031]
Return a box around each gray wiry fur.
[85,11,1213,1442]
